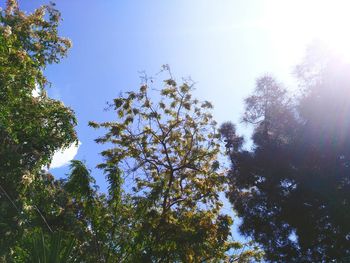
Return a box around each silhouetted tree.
[222,58,350,261]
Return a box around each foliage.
[18,230,75,263]
[89,69,257,262]
[65,160,97,201]
[61,161,111,262]
[0,0,76,259]
[222,56,350,261]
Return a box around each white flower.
[22,172,34,185]
[3,25,12,38]
[23,203,33,211]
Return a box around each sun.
[311,1,350,62]
[263,0,350,63]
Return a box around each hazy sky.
[9,0,349,191]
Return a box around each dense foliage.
[221,53,350,261]
[0,0,77,260]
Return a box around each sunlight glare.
[264,0,350,63]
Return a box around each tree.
[21,230,75,263]
[222,54,350,261]
[0,0,77,258]
[90,69,262,262]
[61,161,109,262]
[11,160,117,263]
[242,75,296,145]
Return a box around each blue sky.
[11,0,313,190]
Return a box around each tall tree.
[90,69,263,262]
[0,0,77,258]
[223,54,350,261]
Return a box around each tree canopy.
[0,0,76,258]
[89,69,263,262]
[221,52,350,261]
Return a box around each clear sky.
[7,0,350,190]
